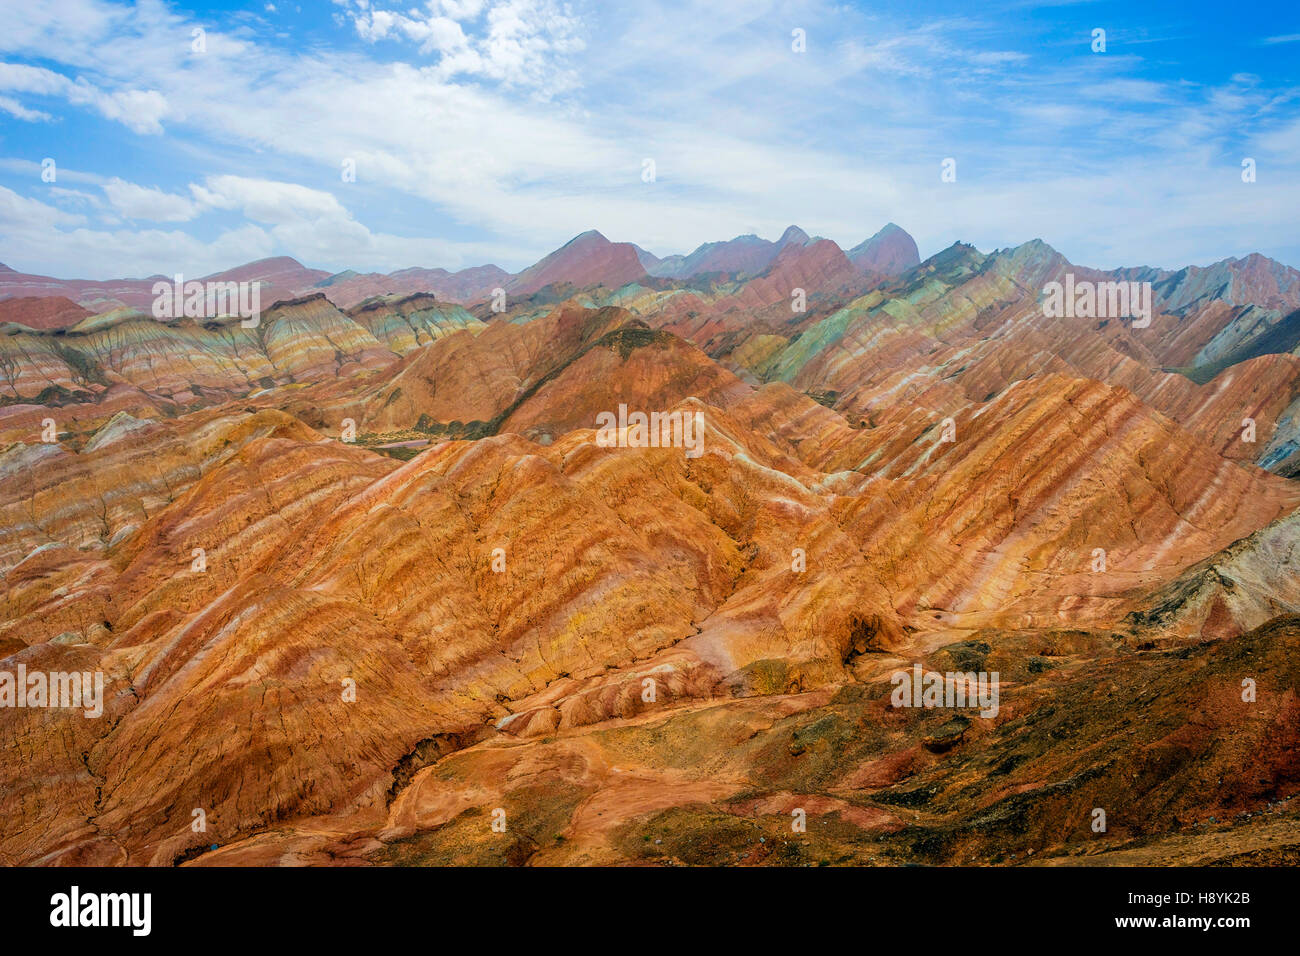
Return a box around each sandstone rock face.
[0,294,398,421]
[258,293,396,380]
[3,230,1300,868]
[507,231,648,296]
[729,239,867,309]
[347,294,485,354]
[0,296,92,331]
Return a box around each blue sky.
[0,0,1297,279]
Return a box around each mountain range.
[0,222,922,319]
[2,222,1299,867]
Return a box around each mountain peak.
[847,222,920,275]
[507,230,644,295]
[1006,237,1066,261]
[566,229,610,247]
[202,256,331,289]
[916,240,987,276]
[777,225,810,247]
[246,255,307,269]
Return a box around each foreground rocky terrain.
[2,224,1298,866]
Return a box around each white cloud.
[103,178,199,221]
[0,94,50,121]
[82,86,168,135]
[0,61,168,134]
[0,184,86,228]
[0,62,73,95]
[192,175,352,225]
[337,0,584,94]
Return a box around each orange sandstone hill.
[3,225,1300,867]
